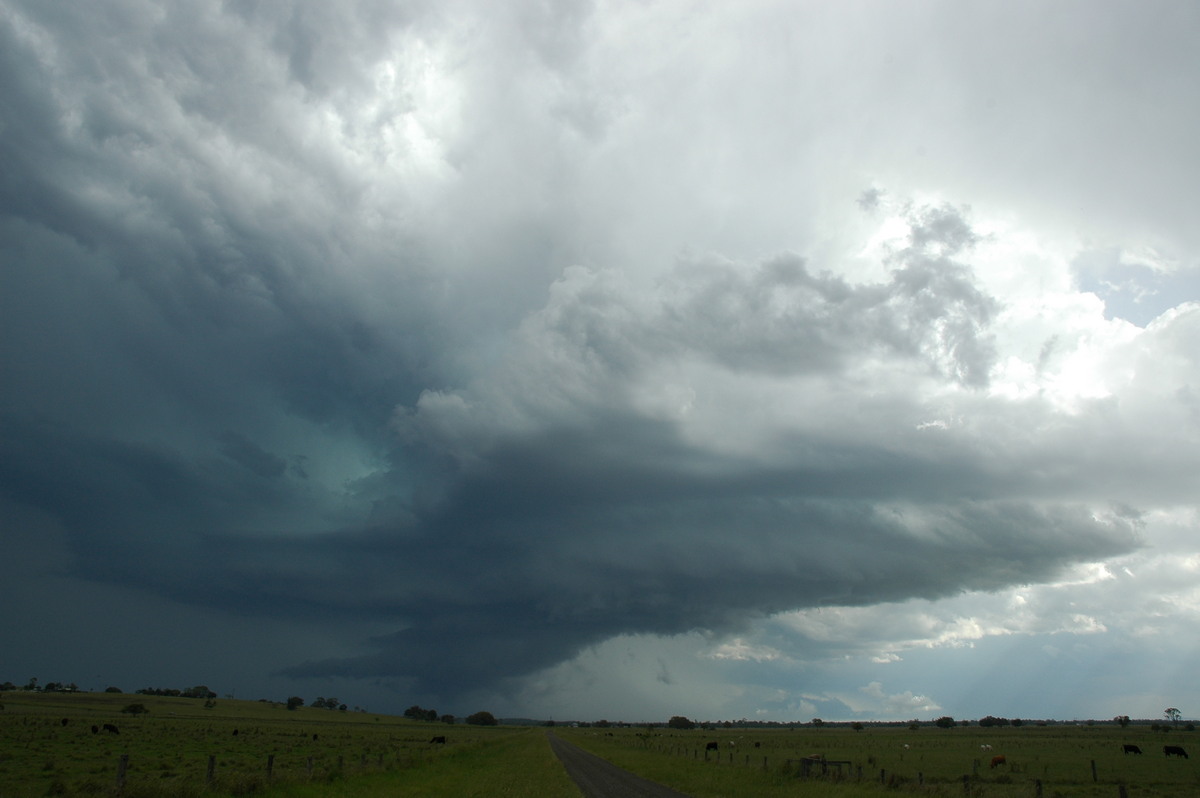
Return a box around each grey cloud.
[217,431,287,479]
[3,0,1194,715]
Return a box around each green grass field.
[3,692,1198,797]
[557,724,1200,797]
[0,691,577,797]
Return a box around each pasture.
[557,724,1200,797]
[0,691,575,797]
[3,692,1198,797]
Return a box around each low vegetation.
[558,724,1200,797]
[3,690,1198,797]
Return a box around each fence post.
[307,756,313,778]
[1035,779,1043,798]
[1091,759,1098,782]
[116,754,129,792]
[207,754,216,784]
[266,754,274,779]
[962,774,970,794]
[1117,786,1128,798]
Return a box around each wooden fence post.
[116,754,129,792]
[206,754,216,784]
[266,754,274,779]
[307,756,313,777]
[1035,779,1043,798]
[1091,759,1098,782]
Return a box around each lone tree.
[286,696,304,711]
[934,716,956,729]
[1166,707,1182,726]
[668,715,696,730]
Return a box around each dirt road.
[547,733,693,798]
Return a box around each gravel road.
[547,733,693,798]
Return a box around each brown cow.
[990,755,1007,768]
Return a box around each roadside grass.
[557,725,1200,798]
[263,728,581,798]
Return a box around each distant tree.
[934,716,956,729]
[182,685,216,699]
[1,681,16,691]
[811,718,824,727]
[23,678,38,691]
[544,719,556,727]
[105,686,122,694]
[425,709,438,722]
[441,714,455,724]
[43,682,62,692]
[339,704,348,712]
[851,722,864,732]
[1166,708,1182,726]
[404,705,429,721]
[1115,715,1131,728]
[979,716,1010,728]
[1011,718,1024,727]
[286,696,304,710]
[908,722,920,731]
[596,719,611,728]
[121,703,149,715]
[466,711,497,726]
[668,715,696,730]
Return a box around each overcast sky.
[3,0,1200,724]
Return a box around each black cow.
[430,736,446,744]
[1123,744,1142,755]
[102,724,119,734]
[91,725,99,734]
[705,741,719,752]
[1164,745,1189,758]
[312,733,319,741]
[60,718,69,727]
[232,729,239,736]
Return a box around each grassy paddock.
[557,724,1200,798]
[0,690,546,797]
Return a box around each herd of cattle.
[1123,743,1189,758]
[699,737,1189,765]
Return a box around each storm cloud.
[3,0,1199,719]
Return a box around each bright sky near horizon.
[3,0,1200,724]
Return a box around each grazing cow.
[990,755,1007,769]
[430,736,446,744]
[91,725,99,734]
[232,729,239,736]
[102,724,119,734]
[754,742,761,748]
[61,718,69,727]
[980,744,992,751]
[1123,744,1142,755]
[312,734,319,741]
[705,741,719,752]
[1164,745,1189,758]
